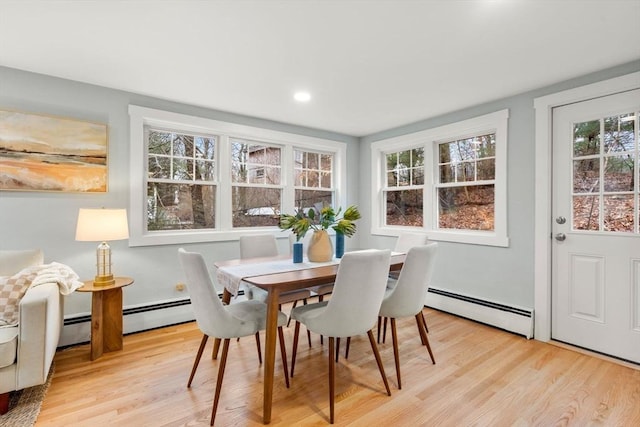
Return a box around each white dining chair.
[178,248,290,426]
[240,234,312,347]
[289,249,392,424]
[380,232,430,342]
[378,243,438,389]
[240,234,311,308]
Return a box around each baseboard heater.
[425,287,534,339]
[60,290,242,347]
[62,290,242,327]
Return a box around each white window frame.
[129,105,347,246]
[371,109,509,247]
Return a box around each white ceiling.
[1,0,639,137]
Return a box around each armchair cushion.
[0,327,18,368]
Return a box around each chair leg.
[390,318,401,389]
[255,332,262,364]
[302,298,312,348]
[319,296,324,345]
[345,337,351,359]
[188,334,209,387]
[212,337,221,359]
[328,337,336,424]
[287,300,299,327]
[415,314,435,364]
[336,338,340,362]
[382,317,388,343]
[211,338,230,426]
[422,311,429,333]
[377,316,382,343]
[277,326,290,388]
[367,330,391,397]
[291,321,300,377]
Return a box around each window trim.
[370,109,509,247]
[129,105,347,246]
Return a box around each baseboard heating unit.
[425,287,534,339]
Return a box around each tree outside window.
[384,148,424,226]
[147,129,216,231]
[231,139,282,227]
[294,149,334,211]
[437,134,496,231]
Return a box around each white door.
[552,89,640,364]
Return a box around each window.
[294,149,334,211]
[129,106,347,246]
[437,134,495,231]
[231,139,282,227]
[371,109,509,247]
[384,148,424,226]
[146,129,217,231]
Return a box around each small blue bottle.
[335,232,345,258]
[293,242,303,263]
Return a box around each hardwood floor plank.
[36,308,640,426]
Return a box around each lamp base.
[94,274,115,287]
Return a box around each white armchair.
[0,250,63,414]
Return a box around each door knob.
[555,233,566,241]
[555,216,566,224]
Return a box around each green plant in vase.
[280,203,361,261]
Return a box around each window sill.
[372,227,509,247]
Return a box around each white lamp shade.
[75,208,129,242]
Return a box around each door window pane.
[604,195,634,232]
[573,195,600,231]
[604,155,634,192]
[573,120,600,156]
[573,159,600,193]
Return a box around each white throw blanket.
[0,262,83,327]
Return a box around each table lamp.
[75,208,129,286]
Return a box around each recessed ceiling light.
[294,91,311,102]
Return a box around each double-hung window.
[129,106,347,246]
[371,109,509,247]
[230,139,282,227]
[294,149,334,210]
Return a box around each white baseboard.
[425,287,534,339]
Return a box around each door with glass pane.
[552,89,640,363]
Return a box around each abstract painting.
[0,109,108,192]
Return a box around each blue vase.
[335,232,345,258]
[292,242,303,263]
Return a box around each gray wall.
[1,60,639,328]
[360,60,640,309]
[0,66,359,322]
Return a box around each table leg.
[90,288,124,361]
[90,291,104,361]
[263,287,280,424]
[103,288,124,352]
[213,289,233,359]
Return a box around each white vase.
[307,230,333,262]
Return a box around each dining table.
[214,251,406,424]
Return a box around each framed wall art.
[0,109,108,192]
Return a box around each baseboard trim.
[425,287,534,338]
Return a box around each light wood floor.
[36,307,640,426]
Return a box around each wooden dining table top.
[215,252,406,293]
